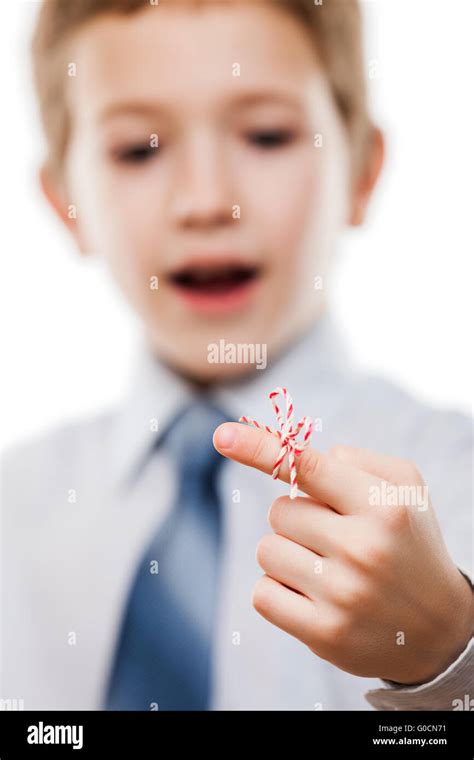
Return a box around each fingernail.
[214,424,238,450]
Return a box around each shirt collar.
[110,309,356,493]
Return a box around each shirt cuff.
[365,567,473,711]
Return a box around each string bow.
[239,387,314,499]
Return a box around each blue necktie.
[104,399,229,710]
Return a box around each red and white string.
[239,387,314,499]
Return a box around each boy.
[1,0,472,710]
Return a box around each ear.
[348,126,385,226]
[38,164,89,255]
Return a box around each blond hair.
[31,0,374,184]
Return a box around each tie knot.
[162,398,230,480]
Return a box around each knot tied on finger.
[239,386,314,499]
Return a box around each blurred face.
[59,1,354,381]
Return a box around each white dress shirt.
[1,311,472,710]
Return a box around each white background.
[1,0,473,450]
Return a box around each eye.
[113,144,158,164]
[246,130,296,149]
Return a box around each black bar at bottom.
[0,709,472,758]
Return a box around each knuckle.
[403,459,424,485]
[255,533,275,569]
[252,575,272,615]
[327,444,352,461]
[267,496,289,530]
[336,536,364,567]
[341,530,392,572]
[320,611,352,646]
[384,503,411,531]
[331,581,370,612]
[298,450,325,485]
[360,536,392,570]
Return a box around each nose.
[169,129,235,230]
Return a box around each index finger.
[213,422,380,515]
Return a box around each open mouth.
[168,263,262,294]
[167,260,263,314]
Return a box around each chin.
[163,350,266,387]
